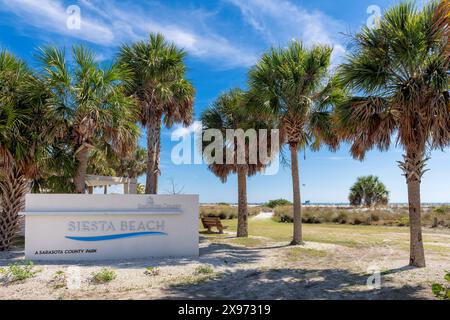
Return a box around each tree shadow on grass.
[164,267,428,300]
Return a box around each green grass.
[91,268,116,284]
[209,219,413,248]
[228,237,265,248]
[144,266,161,276]
[49,270,67,289]
[194,265,214,275]
[0,261,41,283]
[284,247,328,262]
[432,272,450,300]
[171,273,216,287]
[200,218,449,253]
[424,244,450,254]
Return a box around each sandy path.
[252,211,274,220]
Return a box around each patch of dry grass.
[272,205,450,228]
[284,247,328,262]
[200,205,268,220]
[228,237,266,248]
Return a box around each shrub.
[265,199,292,208]
[272,206,293,223]
[218,212,227,220]
[49,270,67,289]
[333,212,349,224]
[91,268,116,284]
[200,205,262,220]
[271,205,448,228]
[434,206,450,215]
[395,216,409,226]
[432,272,450,300]
[0,261,40,283]
[144,266,161,276]
[194,265,214,275]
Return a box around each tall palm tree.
[118,33,195,194]
[249,41,344,245]
[335,1,449,267]
[201,89,279,237]
[0,50,50,250]
[37,45,140,193]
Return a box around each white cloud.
[227,0,347,65]
[0,0,257,67]
[0,0,346,68]
[0,0,114,45]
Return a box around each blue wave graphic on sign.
[66,231,168,242]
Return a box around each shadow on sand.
[0,236,429,299]
[164,267,426,300]
[0,235,266,269]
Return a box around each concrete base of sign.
[20,194,199,261]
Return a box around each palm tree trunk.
[74,147,90,194]
[399,151,426,267]
[407,178,425,267]
[237,165,248,238]
[0,169,28,251]
[145,115,162,194]
[290,145,303,245]
[153,137,161,191]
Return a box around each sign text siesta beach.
[67,220,166,233]
[20,195,199,261]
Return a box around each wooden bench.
[201,217,228,234]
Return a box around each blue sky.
[1,0,448,203]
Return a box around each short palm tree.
[87,146,147,179]
[0,50,50,250]
[37,45,140,193]
[201,89,279,237]
[335,1,449,267]
[349,176,389,207]
[118,33,195,194]
[249,41,344,245]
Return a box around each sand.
[1,227,449,300]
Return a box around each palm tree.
[0,50,51,250]
[249,41,344,245]
[118,33,195,194]
[201,89,279,237]
[335,1,449,267]
[433,0,449,59]
[87,146,147,179]
[37,45,140,193]
[349,176,389,207]
[114,147,147,179]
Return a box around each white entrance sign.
[20,195,199,261]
